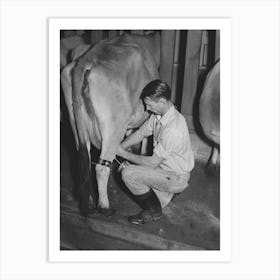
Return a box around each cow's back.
[129,32,160,68]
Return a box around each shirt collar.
[158,105,175,126]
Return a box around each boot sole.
[129,215,162,225]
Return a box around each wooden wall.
[157,30,220,130]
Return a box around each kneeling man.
[117,79,194,224]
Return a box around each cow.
[199,60,220,171]
[61,33,160,217]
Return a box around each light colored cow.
[61,33,160,216]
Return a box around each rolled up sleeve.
[138,115,154,138]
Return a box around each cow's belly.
[87,104,148,149]
[86,103,148,150]
[127,106,149,129]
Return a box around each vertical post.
[180,30,202,130]
[160,30,176,90]
[170,30,181,103]
[215,30,220,61]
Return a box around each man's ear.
[159,97,167,104]
[144,97,151,103]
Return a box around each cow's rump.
[199,60,220,170]
[71,34,158,147]
[199,60,220,145]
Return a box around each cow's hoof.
[205,164,218,176]
[88,206,98,214]
[97,207,116,217]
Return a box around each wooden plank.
[215,30,220,61]
[60,240,78,250]
[171,30,181,103]
[180,30,202,129]
[60,207,203,250]
[160,30,176,90]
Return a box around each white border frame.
[49,18,231,262]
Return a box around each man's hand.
[116,144,164,169]
[119,129,145,150]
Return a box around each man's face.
[144,97,163,115]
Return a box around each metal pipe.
[114,158,121,165]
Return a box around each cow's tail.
[72,61,94,216]
[72,61,92,123]
[75,142,93,216]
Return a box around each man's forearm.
[121,150,159,168]
[121,130,144,149]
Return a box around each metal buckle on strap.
[97,158,113,168]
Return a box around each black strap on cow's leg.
[98,158,113,168]
[91,158,113,168]
[90,157,115,217]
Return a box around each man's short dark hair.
[141,79,171,101]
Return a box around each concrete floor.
[60,122,220,250]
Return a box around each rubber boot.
[128,189,162,225]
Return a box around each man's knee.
[121,164,137,183]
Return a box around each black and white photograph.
[1,0,279,279]
[58,26,224,252]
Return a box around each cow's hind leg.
[95,127,126,217]
[206,146,220,175]
[95,163,114,216]
[76,141,94,216]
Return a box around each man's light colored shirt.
[138,105,194,175]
